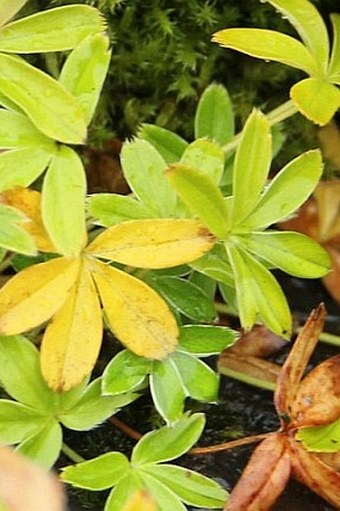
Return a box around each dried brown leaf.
[291,355,340,427]
[225,433,291,511]
[289,437,340,509]
[274,304,326,422]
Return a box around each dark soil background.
[62,274,339,511]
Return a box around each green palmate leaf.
[296,418,340,453]
[88,193,154,227]
[190,246,234,287]
[0,53,86,144]
[61,452,130,491]
[42,146,87,257]
[0,401,46,444]
[102,350,150,395]
[179,325,237,356]
[0,5,106,53]
[59,33,111,125]
[0,336,54,411]
[0,204,36,255]
[232,109,272,224]
[0,109,54,148]
[144,464,228,508]
[0,1,28,27]
[0,147,54,192]
[290,78,340,125]
[167,164,230,238]
[150,276,216,322]
[241,149,323,230]
[121,139,177,216]
[60,378,136,431]
[150,358,186,423]
[138,472,186,511]
[180,139,225,184]
[138,124,188,164]
[226,242,291,336]
[212,28,317,75]
[194,83,234,146]
[172,351,219,402]
[238,231,330,278]
[328,14,340,80]
[266,0,329,74]
[189,271,217,301]
[17,419,62,469]
[0,90,23,112]
[131,413,205,466]
[105,473,145,511]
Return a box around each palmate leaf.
[194,83,234,146]
[0,5,106,53]
[0,53,87,144]
[290,78,340,125]
[138,124,188,164]
[150,358,186,423]
[42,146,87,258]
[180,139,225,184]
[241,149,323,230]
[0,147,54,192]
[85,219,215,269]
[144,464,227,509]
[90,259,179,360]
[0,203,36,255]
[88,193,155,227]
[232,109,271,224]
[17,419,62,469]
[167,164,230,238]
[266,0,329,73]
[40,261,102,392]
[0,401,46,445]
[102,350,151,395]
[1,187,55,253]
[105,473,145,511]
[131,413,205,465]
[238,231,330,278]
[137,472,186,511]
[0,1,28,27]
[61,452,130,491]
[121,139,177,216]
[212,28,317,75]
[0,109,53,149]
[178,324,237,356]
[226,243,291,336]
[59,33,111,125]
[0,256,80,335]
[122,491,158,511]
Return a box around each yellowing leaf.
[290,78,340,125]
[0,257,80,335]
[41,260,102,391]
[86,219,215,269]
[90,259,178,359]
[1,187,55,253]
[122,491,158,511]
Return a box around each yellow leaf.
[0,257,80,335]
[90,259,178,359]
[122,491,158,511]
[85,219,215,269]
[40,259,102,391]
[1,187,56,253]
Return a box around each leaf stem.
[222,99,298,153]
[189,432,272,455]
[61,443,86,464]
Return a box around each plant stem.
[222,99,298,153]
[62,443,86,464]
[297,327,340,347]
[110,416,142,441]
[189,432,272,455]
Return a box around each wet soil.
[64,274,339,511]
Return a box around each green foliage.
[61,414,228,510]
[0,335,136,468]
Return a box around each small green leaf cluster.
[0,335,136,469]
[61,414,228,511]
